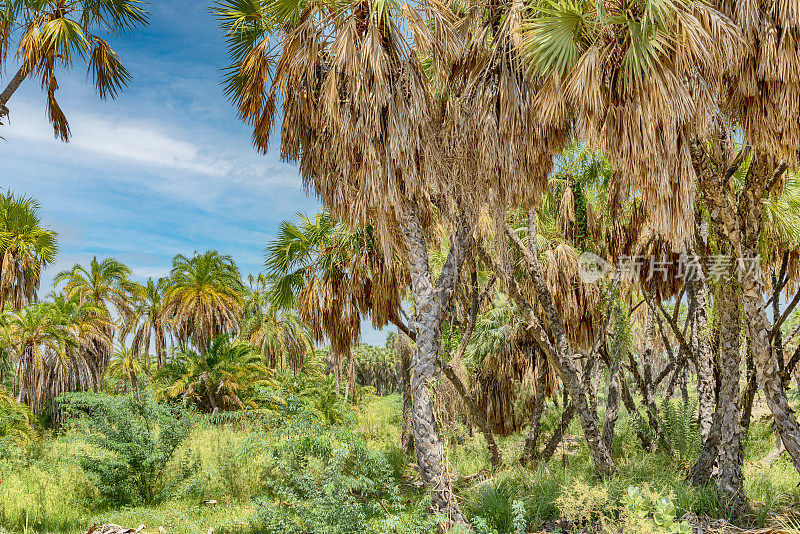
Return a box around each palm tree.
[55,257,136,377]
[160,334,271,413]
[240,274,313,375]
[127,277,169,369]
[163,251,245,353]
[1,293,110,417]
[215,0,485,519]
[518,0,742,244]
[1,300,66,411]
[0,191,58,311]
[0,0,149,140]
[265,212,407,400]
[107,343,149,401]
[55,257,137,319]
[43,293,112,418]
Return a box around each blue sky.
[1,0,389,345]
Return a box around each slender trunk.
[715,281,750,518]
[642,298,673,456]
[690,407,721,486]
[584,355,599,414]
[521,350,550,464]
[740,343,757,440]
[0,65,27,109]
[505,217,615,477]
[334,350,342,394]
[602,354,622,452]
[441,361,503,467]
[540,402,575,463]
[693,270,716,441]
[345,349,356,402]
[399,335,415,454]
[618,372,655,452]
[439,267,503,466]
[741,278,800,475]
[401,204,469,525]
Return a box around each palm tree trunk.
[693,269,716,442]
[540,402,575,463]
[345,349,356,402]
[601,354,622,452]
[440,360,503,467]
[331,350,342,394]
[521,350,550,464]
[0,65,27,109]
[400,204,469,526]
[399,336,414,454]
[501,218,615,477]
[695,143,800,477]
[740,343,757,440]
[642,298,673,456]
[741,275,800,474]
[715,281,750,518]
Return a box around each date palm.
[55,256,136,380]
[127,277,169,369]
[163,251,245,353]
[107,343,149,400]
[0,0,149,140]
[240,274,313,375]
[0,191,58,311]
[43,293,112,418]
[55,256,137,319]
[1,293,110,417]
[161,334,271,413]
[2,299,66,411]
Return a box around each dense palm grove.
[4,0,800,532]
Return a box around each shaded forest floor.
[2,393,800,534]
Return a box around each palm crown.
[0,0,149,139]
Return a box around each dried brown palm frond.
[462,294,559,436]
[717,0,800,162]
[537,242,602,351]
[519,0,744,245]
[432,0,570,220]
[472,338,558,436]
[629,232,686,300]
[243,1,438,251]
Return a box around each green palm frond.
[521,0,592,77]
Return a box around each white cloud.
[5,103,223,176]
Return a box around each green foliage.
[464,480,520,533]
[512,500,527,534]
[225,407,400,534]
[660,399,700,462]
[627,399,700,461]
[0,387,36,450]
[158,334,272,413]
[624,486,691,534]
[378,496,447,534]
[60,388,194,506]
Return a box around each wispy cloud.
[6,103,223,176]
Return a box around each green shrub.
[60,388,194,506]
[464,479,520,533]
[0,387,36,452]
[235,408,400,534]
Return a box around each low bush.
[60,388,194,506]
